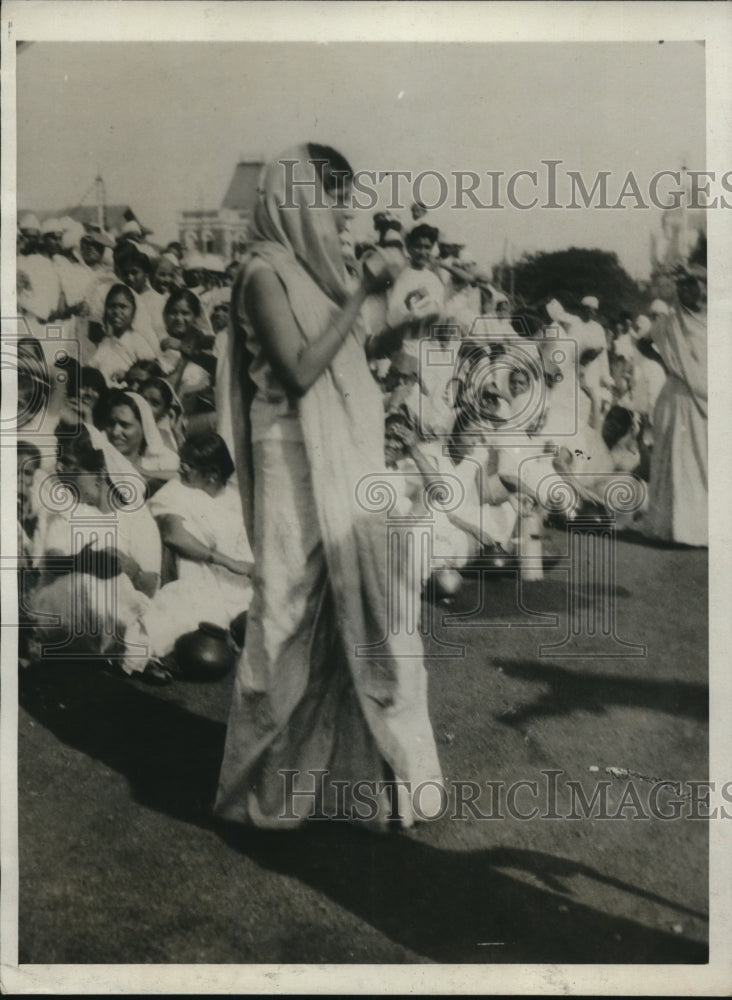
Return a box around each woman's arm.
[579,371,602,430]
[156,513,253,576]
[244,268,373,396]
[114,549,159,598]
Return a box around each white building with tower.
[177,161,263,262]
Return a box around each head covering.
[86,421,145,495]
[40,217,63,236]
[121,219,143,238]
[203,253,226,273]
[248,146,349,305]
[183,251,206,271]
[20,213,41,232]
[135,243,160,264]
[613,333,634,360]
[61,221,85,251]
[221,147,440,803]
[110,391,179,475]
[83,228,116,249]
[43,418,148,513]
[634,314,652,336]
[581,295,599,310]
[545,298,567,322]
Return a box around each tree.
[510,247,643,322]
[688,230,707,270]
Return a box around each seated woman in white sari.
[89,284,158,387]
[103,389,179,492]
[158,289,217,411]
[29,420,162,674]
[123,433,253,684]
[139,376,185,453]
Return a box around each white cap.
[40,217,63,235]
[614,333,634,360]
[82,228,116,249]
[546,298,566,322]
[634,314,652,336]
[184,252,206,271]
[581,295,599,310]
[20,213,41,232]
[650,298,670,317]
[61,221,85,250]
[136,242,159,263]
[121,219,143,236]
[202,253,226,272]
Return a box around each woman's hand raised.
[360,248,405,296]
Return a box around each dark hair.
[17,336,47,373]
[125,359,163,385]
[634,335,666,370]
[306,143,354,195]
[16,338,51,426]
[68,365,110,427]
[179,432,234,484]
[385,406,415,432]
[373,213,403,236]
[601,405,635,451]
[54,420,106,475]
[104,283,137,326]
[407,224,439,247]
[140,376,175,412]
[78,366,107,397]
[17,439,42,468]
[511,311,543,338]
[163,287,203,320]
[114,241,151,275]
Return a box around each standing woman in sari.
[643,271,707,546]
[216,145,443,828]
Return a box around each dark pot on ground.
[174,621,237,680]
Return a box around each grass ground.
[17,533,708,964]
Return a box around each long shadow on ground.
[19,662,708,964]
[494,659,708,727]
[217,822,707,964]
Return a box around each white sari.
[643,301,707,546]
[216,148,442,827]
[30,426,161,662]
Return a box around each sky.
[16,40,706,278]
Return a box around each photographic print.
[2,2,730,995]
